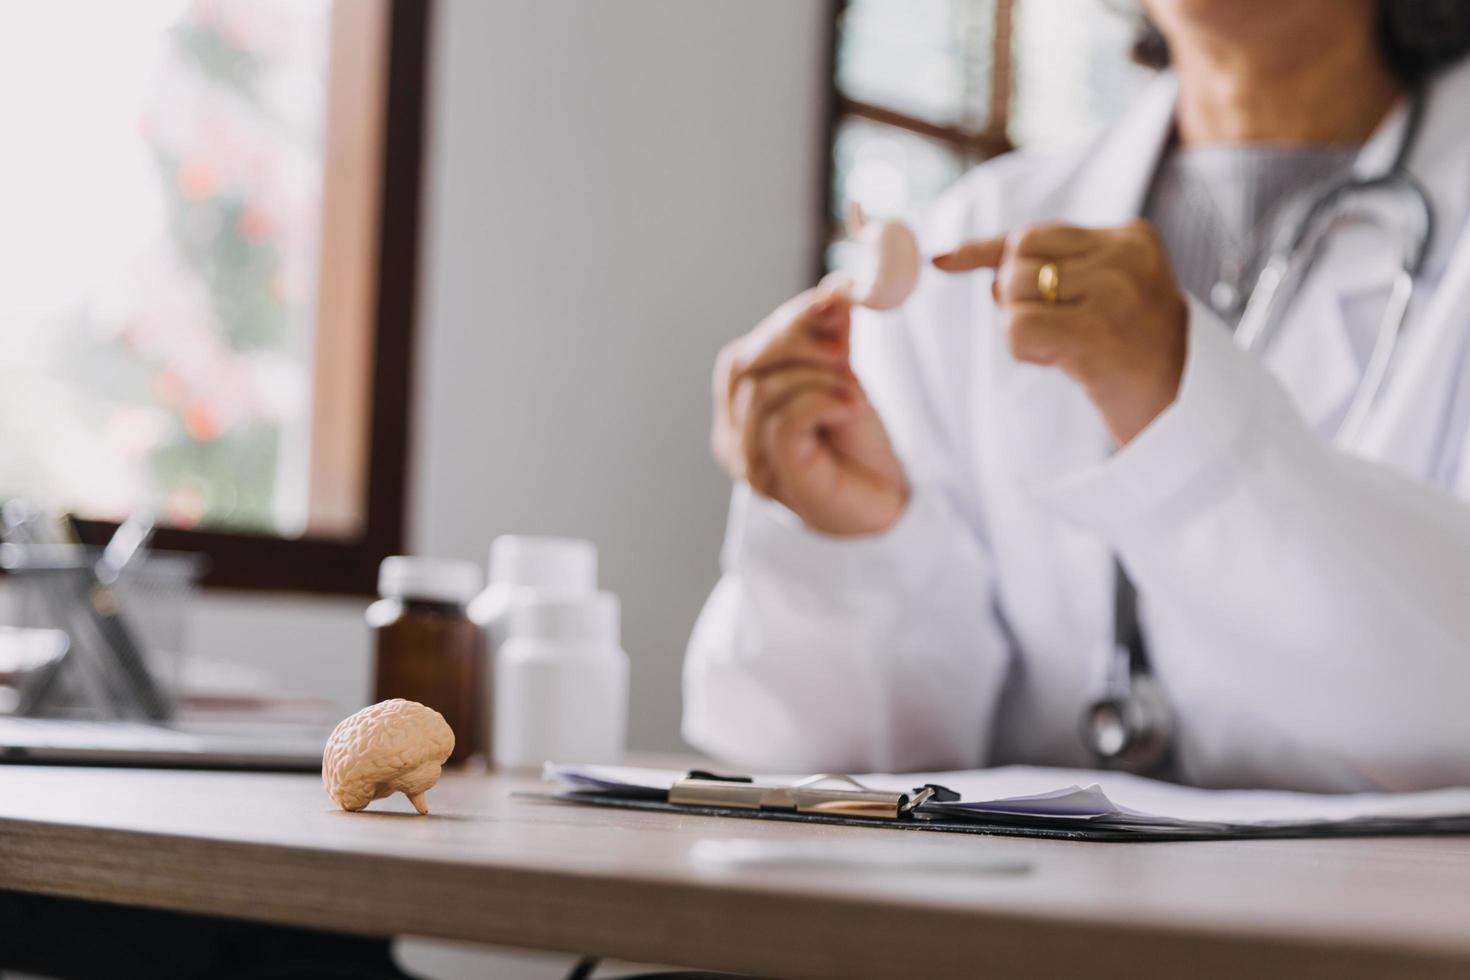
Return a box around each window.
[827,0,1153,263]
[0,0,430,594]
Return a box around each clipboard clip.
[671,771,958,821]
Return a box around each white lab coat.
[683,61,1470,792]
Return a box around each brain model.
[322,699,455,815]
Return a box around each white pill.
[850,218,921,311]
[843,202,920,312]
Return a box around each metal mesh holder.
[6,549,206,719]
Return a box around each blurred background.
[0,0,1157,974]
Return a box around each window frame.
[68,0,433,597]
[821,0,1016,265]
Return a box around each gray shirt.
[1143,144,1357,327]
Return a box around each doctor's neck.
[1153,2,1403,147]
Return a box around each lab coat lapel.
[992,75,1178,491]
[1356,58,1470,464]
[1259,236,1375,434]
[1271,58,1470,450]
[1065,74,1178,228]
[1257,97,1417,434]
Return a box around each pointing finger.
[931,236,1006,273]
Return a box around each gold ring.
[1038,261,1061,304]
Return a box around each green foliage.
[60,6,303,534]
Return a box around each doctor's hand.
[933,220,1187,446]
[712,286,909,536]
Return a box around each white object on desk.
[469,535,598,756]
[494,591,628,769]
[690,838,1033,876]
[0,715,325,770]
[468,536,598,647]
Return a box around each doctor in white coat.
[683,0,1470,791]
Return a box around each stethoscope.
[1080,87,1436,774]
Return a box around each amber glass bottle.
[367,557,485,764]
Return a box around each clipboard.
[546,770,1470,843]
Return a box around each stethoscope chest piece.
[1081,663,1174,774]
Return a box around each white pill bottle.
[493,591,629,770]
[470,535,598,762]
[469,535,598,650]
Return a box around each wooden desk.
[2,765,1470,979]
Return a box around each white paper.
[546,764,684,793]
[888,766,1470,827]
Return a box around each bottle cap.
[378,556,482,604]
[507,591,620,644]
[488,536,597,593]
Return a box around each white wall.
[189,0,830,755]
